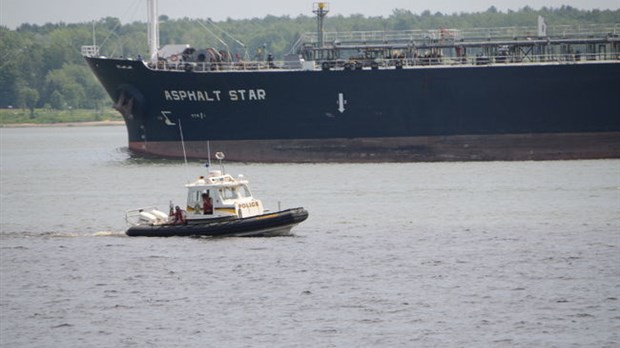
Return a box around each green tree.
[19,87,39,118]
[44,67,83,109]
[49,90,66,110]
[0,28,28,107]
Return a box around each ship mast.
[313,2,329,59]
[147,0,160,63]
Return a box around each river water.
[1,126,618,347]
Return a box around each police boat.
[124,153,309,237]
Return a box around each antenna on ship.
[206,141,211,169]
[147,0,159,64]
[313,2,329,59]
[92,21,96,49]
[178,119,190,182]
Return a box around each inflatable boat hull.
[126,207,309,237]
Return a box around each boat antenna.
[313,2,329,59]
[215,152,225,174]
[178,119,190,181]
[92,21,96,48]
[206,140,212,170]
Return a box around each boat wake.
[41,231,127,238]
[1,231,126,239]
[93,231,127,237]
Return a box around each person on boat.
[172,206,186,224]
[202,192,213,215]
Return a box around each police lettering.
[238,201,259,209]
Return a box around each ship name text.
[164,89,266,102]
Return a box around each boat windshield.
[221,185,252,200]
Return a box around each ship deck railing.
[349,52,620,69]
[298,23,620,47]
[319,52,619,69]
[148,60,278,72]
[145,51,619,73]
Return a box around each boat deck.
[81,23,620,73]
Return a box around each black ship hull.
[85,56,620,162]
[126,208,309,237]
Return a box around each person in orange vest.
[202,192,213,215]
[172,206,186,224]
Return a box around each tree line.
[0,5,618,115]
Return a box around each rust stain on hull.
[129,132,620,162]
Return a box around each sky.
[1,0,619,29]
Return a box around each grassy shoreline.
[0,108,123,127]
[1,120,125,128]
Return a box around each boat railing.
[550,23,619,37]
[147,60,277,72]
[143,50,619,73]
[288,35,306,55]
[370,51,620,69]
[319,29,442,43]
[302,23,619,45]
[459,23,619,40]
[125,207,170,226]
[81,45,100,57]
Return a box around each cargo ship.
[83,1,620,162]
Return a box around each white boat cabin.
[184,170,264,220]
[125,153,267,226]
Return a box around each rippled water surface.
[1,126,619,347]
